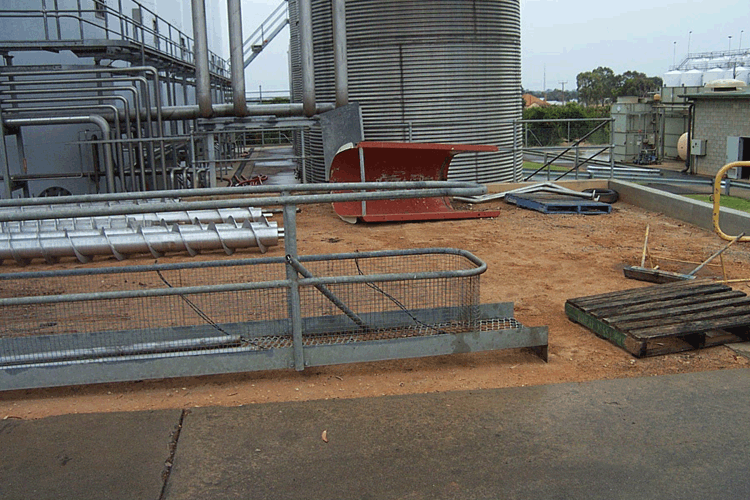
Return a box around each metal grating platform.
[506,193,612,214]
[566,280,750,357]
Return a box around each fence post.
[283,197,306,371]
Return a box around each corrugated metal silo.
[290,0,522,183]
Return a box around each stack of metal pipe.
[0,201,282,264]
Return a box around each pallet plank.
[569,279,719,307]
[601,290,746,317]
[580,284,731,314]
[564,302,645,356]
[606,296,750,328]
[628,313,750,340]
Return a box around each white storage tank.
[663,70,682,87]
[704,67,730,83]
[734,67,750,83]
[681,69,703,87]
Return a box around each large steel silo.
[290,0,522,183]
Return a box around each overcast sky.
[235,0,750,94]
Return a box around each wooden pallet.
[505,193,611,214]
[565,280,750,357]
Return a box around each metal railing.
[242,0,289,68]
[0,0,229,78]
[0,181,552,390]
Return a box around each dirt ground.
[2,197,749,420]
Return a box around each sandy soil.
[2,198,749,419]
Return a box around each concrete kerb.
[485,179,750,239]
[610,180,750,237]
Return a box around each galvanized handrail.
[713,161,750,242]
[0,0,229,77]
[0,181,483,212]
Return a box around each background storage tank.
[290,0,523,183]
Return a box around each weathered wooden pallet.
[565,279,750,357]
[505,193,611,214]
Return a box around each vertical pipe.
[227,0,248,117]
[300,130,307,183]
[0,113,11,199]
[298,0,316,117]
[609,118,616,180]
[332,0,348,107]
[53,0,61,40]
[41,0,50,40]
[15,131,27,176]
[191,0,213,118]
[77,0,84,39]
[358,147,366,216]
[206,132,217,188]
[118,0,124,41]
[189,130,197,187]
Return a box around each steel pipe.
[4,115,115,193]
[227,0,248,116]
[332,0,349,107]
[0,82,151,190]
[0,112,11,199]
[191,0,213,118]
[1,95,136,188]
[0,186,485,223]
[0,208,266,233]
[3,104,126,190]
[1,66,167,185]
[297,0,316,117]
[0,181,484,209]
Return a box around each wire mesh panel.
[0,249,495,388]
[0,259,290,367]
[298,251,481,343]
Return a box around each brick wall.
[693,98,750,176]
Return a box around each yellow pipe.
[712,161,750,242]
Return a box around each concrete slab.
[0,409,182,500]
[165,369,750,500]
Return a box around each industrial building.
[612,47,750,175]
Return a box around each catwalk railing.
[0,182,549,390]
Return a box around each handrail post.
[283,195,305,371]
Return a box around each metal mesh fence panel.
[0,250,484,368]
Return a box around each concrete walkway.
[2,369,750,500]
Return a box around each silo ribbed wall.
[291,0,522,183]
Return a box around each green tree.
[577,66,618,106]
[616,71,663,98]
[523,102,611,146]
[577,67,663,105]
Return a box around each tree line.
[576,67,662,106]
[523,103,611,147]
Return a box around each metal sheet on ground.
[329,142,500,222]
